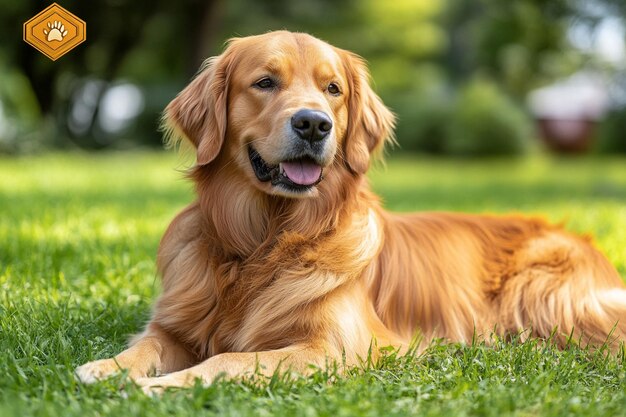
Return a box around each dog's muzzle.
[248,147,323,192]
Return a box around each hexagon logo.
[23,3,86,61]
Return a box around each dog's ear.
[341,52,396,175]
[163,51,234,165]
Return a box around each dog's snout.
[291,109,332,142]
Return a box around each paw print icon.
[44,21,68,42]
[24,3,86,60]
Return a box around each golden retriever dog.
[76,31,626,392]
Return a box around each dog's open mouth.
[248,147,323,192]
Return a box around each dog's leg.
[75,323,195,383]
[135,345,327,394]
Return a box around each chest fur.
[152,207,382,359]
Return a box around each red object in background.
[536,118,597,153]
[528,73,609,154]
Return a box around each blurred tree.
[0,0,623,154]
[7,0,223,111]
[446,0,578,97]
[444,77,532,155]
[1,0,221,149]
[597,106,626,154]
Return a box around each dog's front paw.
[75,358,123,383]
[135,374,189,395]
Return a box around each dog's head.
[164,31,395,198]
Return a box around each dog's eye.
[254,77,276,89]
[327,83,341,96]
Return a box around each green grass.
[1,151,626,417]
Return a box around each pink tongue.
[281,161,322,185]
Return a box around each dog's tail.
[499,249,626,351]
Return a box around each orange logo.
[23,3,86,61]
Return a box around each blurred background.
[1,0,625,156]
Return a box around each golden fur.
[76,31,626,393]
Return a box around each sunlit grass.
[1,151,625,417]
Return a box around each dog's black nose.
[291,109,332,142]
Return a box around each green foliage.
[3,0,606,153]
[0,61,44,153]
[392,78,534,156]
[395,78,534,156]
[469,0,576,95]
[596,107,626,154]
[378,64,452,154]
[391,87,452,154]
[443,78,533,156]
[1,152,626,416]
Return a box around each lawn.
[1,151,626,417]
